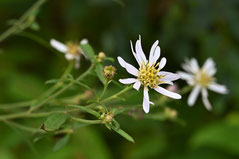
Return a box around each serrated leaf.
[95,63,106,85]
[115,129,135,143]
[44,113,69,131]
[53,134,70,151]
[80,43,96,62]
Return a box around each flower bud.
[97,52,106,62]
[164,107,177,119]
[100,110,114,124]
[166,84,179,93]
[103,65,116,81]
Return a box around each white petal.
[201,88,212,110]
[149,40,159,66]
[202,58,215,70]
[119,78,137,84]
[202,58,216,76]
[187,85,201,106]
[135,35,147,63]
[177,71,194,81]
[50,39,67,53]
[159,81,173,85]
[152,46,161,64]
[158,71,180,81]
[159,57,167,69]
[130,41,141,65]
[154,86,181,99]
[190,58,200,73]
[208,83,228,94]
[133,80,141,91]
[117,57,139,77]
[158,71,174,76]
[80,39,88,45]
[143,88,150,113]
[162,73,180,81]
[182,58,199,74]
[65,54,74,60]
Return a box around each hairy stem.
[29,64,95,113]
[0,0,47,42]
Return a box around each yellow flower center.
[195,70,213,87]
[66,41,80,55]
[138,61,164,88]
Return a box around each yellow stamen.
[66,41,80,55]
[195,70,213,87]
[138,61,164,88]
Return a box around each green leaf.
[114,128,135,143]
[45,79,59,84]
[29,22,40,31]
[95,63,106,85]
[105,57,114,62]
[79,42,96,62]
[69,105,100,118]
[53,135,70,151]
[44,113,69,131]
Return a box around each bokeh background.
[1,0,239,159]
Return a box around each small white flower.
[50,39,88,68]
[178,58,228,110]
[118,35,181,113]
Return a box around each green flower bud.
[100,110,114,124]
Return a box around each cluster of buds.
[99,109,114,124]
[103,65,116,81]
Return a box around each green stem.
[99,80,111,100]
[28,64,94,113]
[3,120,44,134]
[67,78,97,97]
[0,108,80,120]
[29,62,74,112]
[0,100,33,110]
[71,116,102,124]
[68,105,100,117]
[101,85,133,103]
[16,31,53,51]
[180,85,192,95]
[0,0,47,42]
[0,83,132,121]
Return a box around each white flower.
[50,39,88,68]
[178,58,228,110]
[118,35,181,113]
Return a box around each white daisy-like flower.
[178,58,228,110]
[118,35,181,113]
[50,39,88,68]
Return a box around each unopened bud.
[166,84,179,93]
[97,52,106,62]
[164,107,177,119]
[100,110,114,124]
[103,65,116,81]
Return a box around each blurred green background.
[1,0,239,159]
